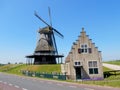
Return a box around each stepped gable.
[65,27,103,80]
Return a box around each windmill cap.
[38,26,52,34]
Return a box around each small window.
[85,49,87,53]
[89,68,98,74]
[74,62,81,66]
[81,49,84,53]
[78,62,80,65]
[94,68,98,74]
[80,44,88,53]
[88,61,92,67]
[81,45,84,48]
[89,68,93,74]
[93,61,97,67]
[85,44,87,48]
[88,61,97,67]
[75,62,77,65]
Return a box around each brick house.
[65,28,103,80]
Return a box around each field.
[104,60,120,65]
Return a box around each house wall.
[65,28,103,80]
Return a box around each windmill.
[26,8,64,64]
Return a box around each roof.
[35,28,55,52]
[38,26,52,34]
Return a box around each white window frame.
[88,61,98,74]
[74,61,81,66]
[80,44,88,54]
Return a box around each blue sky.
[0,0,120,64]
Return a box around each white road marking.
[22,88,28,90]
[27,79,30,80]
[40,81,44,83]
[84,88,94,90]
[22,78,25,80]
[14,85,19,88]
[47,82,52,84]
[32,79,36,82]
[57,83,63,86]
[3,82,7,84]
[69,85,77,88]
[9,83,13,86]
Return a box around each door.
[75,67,81,79]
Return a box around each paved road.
[0,82,21,90]
[0,72,120,90]
[103,63,120,70]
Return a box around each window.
[74,61,81,66]
[93,61,97,67]
[88,61,92,67]
[78,62,80,65]
[89,68,93,74]
[75,62,77,65]
[89,68,98,74]
[78,44,92,54]
[88,61,98,74]
[85,49,87,53]
[88,61,97,67]
[81,44,88,53]
[94,68,98,74]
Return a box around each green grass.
[104,60,120,65]
[0,64,25,75]
[0,64,61,75]
[78,79,120,87]
[0,64,20,72]
[21,64,61,73]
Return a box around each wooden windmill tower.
[26,8,64,64]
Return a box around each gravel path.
[103,63,120,70]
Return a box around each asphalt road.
[0,72,120,90]
[0,72,92,90]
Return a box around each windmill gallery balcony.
[26,52,64,65]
